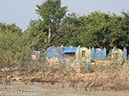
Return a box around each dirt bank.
[1,59,129,92]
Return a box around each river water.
[0,82,129,96]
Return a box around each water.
[0,82,129,96]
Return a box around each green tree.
[54,12,80,46]
[35,0,68,32]
[0,22,22,35]
[36,0,68,47]
[25,19,48,49]
[26,0,68,48]
[76,11,129,50]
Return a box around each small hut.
[91,47,106,60]
[111,48,127,63]
[46,46,64,62]
[46,46,59,62]
[63,46,77,58]
[71,46,91,73]
[76,47,91,62]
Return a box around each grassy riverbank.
[1,58,129,92]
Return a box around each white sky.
[0,0,129,32]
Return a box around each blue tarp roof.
[63,46,77,53]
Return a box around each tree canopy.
[0,0,129,54]
[35,0,68,32]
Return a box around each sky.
[0,0,129,32]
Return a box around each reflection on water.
[0,82,129,96]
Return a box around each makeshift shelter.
[111,48,127,62]
[91,47,106,59]
[71,47,91,73]
[63,46,77,58]
[46,46,59,58]
[46,46,64,62]
[76,47,91,62]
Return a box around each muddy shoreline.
[0,82,129,96]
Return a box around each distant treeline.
[0,0,129,55]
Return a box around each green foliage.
[26,0,68,48]
[12,79,16,81]
[26,0,129,52]
[24,81,29,84]
[35,0,68,28]
[0,0,129,66]
[34,0,68,47]
[57,10,129,52]
[0,22,22,34]
[0,22,31,68]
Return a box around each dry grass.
[0,52,129,92]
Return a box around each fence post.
[92,47,95,59]
[103,47,106,59]
[60,47,64,57]
[85,62,89,73]
[123,47,127,60]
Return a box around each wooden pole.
[48,28,51,43]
